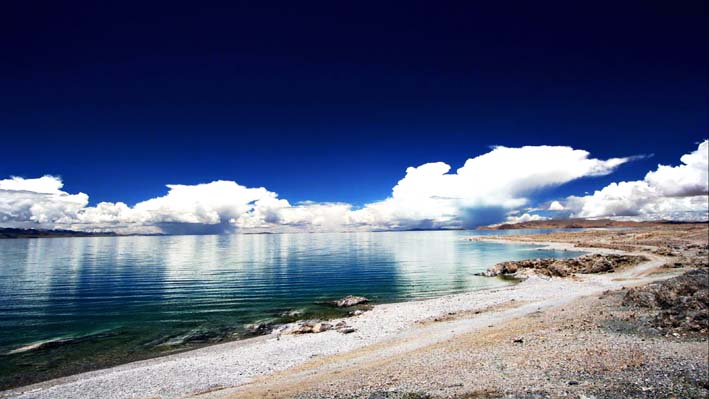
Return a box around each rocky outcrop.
[622,269,708,334]
[331,295,369,307]
[477,254,647,278]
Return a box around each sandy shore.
[2,225,706,399]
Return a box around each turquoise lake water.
[0,230,584,389]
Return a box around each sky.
[1,1,707,234]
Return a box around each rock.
[583,258,613,273]
[547,261,570,277]
[245,322,276,336]
[312,322,332,333]
[281,309,303,318]
[474,269,498,277]
[288,321,317,334]
[504,262,519,274]
[287,320,334,334]
[333,320,356,334]
[159,327,232,346]
[348,309,365,316]
[332,295,369,307]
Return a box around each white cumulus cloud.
[0,176,89,227]
[503,212,548,224]
[548,201,565,211]
[348,145,630,230]
[564,140,708,221]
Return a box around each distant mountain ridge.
[0,228,117,239]
[476,218,693,230]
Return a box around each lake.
[0,230,584,389]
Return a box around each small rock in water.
[159,327,231,346]
[281,309,303,318]
[332,295,370,307]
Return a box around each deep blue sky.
[1,1,707,206]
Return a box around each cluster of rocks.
[283,295,370,335]
[246,296,370,337]
[622,269,708,334]
[286,320,357,335]
[477,254,647,278]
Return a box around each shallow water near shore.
[0,230,584,389]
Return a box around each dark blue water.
[0,230,583,388]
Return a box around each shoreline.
[0,247,661,398]
[2,225,706,399]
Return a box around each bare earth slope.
[475,218,667,230]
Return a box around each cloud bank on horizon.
[1,141,707,234]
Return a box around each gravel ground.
[256,290,707,399]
